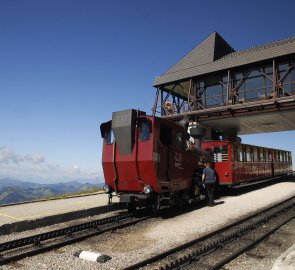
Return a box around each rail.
[123,196,295,270]
[0,209,152,266]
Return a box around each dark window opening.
[175,130,184,148]
[160,124,172,146]
[139,121,150,141]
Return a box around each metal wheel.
[127,202,137,213]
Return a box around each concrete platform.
[272,243,295,270]
[0,193,120,234]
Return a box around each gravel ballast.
[1,181,295,270]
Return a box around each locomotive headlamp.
[143,185,153,194]
[103,184,112,194]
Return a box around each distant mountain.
[0,186,40,204]
[0,178,102,205]
[0,178,41,189]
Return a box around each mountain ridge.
[0,178,102,205]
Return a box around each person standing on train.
[202,162,216,207]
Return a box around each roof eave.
[154,43,295,87]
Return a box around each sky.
[0,0,295,183]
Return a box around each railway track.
[123,196,295,270]
[0,209,152,266]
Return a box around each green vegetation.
[40,187,103,200]
[0,179,104,205]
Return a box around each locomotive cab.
[100,109,202,211]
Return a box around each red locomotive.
[100,109,292,211]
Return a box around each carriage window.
[263,149,267,161]
[105,128,114,144]
[280,152,283,162]
[268,151,272,161]
[281,152,283,162]
[273,151,277,161]
[237,147,243,162]
[246,147,251,162]
[175,131,184,148]
[268,150,272,161]
[213,145,228,162]
[259,149,264,161]
[238,147,243,162]
[253,148,258,162]
[265,150,268,161]
[139,121,150,141]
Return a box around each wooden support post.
[273,59,277,98]
[152,87,159,116]
[176,97,179,113]
[226,69,230,105]
[187,79,192,112]
[160,89,163,116]
[192,80,197,111]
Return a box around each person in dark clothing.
[202,163,216,207]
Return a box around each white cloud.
[0,146,103,184]
[0,162,102,184]
[25,154,45,164]
[73,165,81,175]
[0,147,23,164]
[47,164,61,170]
[0,147,45,165]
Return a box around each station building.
[152,32,295,140]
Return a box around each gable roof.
[164,32,235,75]
[154,33,295,87]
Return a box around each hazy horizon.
[1,0,295,183]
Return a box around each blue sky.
[0,0,294,183]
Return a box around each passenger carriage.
[201,141,292,187]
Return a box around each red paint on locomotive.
[102,115,155,193]
[100,109,292,210]
[100,110,200,209]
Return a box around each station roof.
[163,96,295,136]
[154,32,295,90]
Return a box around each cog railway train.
[100,109,292,211]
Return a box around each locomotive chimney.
[112,109,137,155]
[111,109,146,155]
[189,126,206,149]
